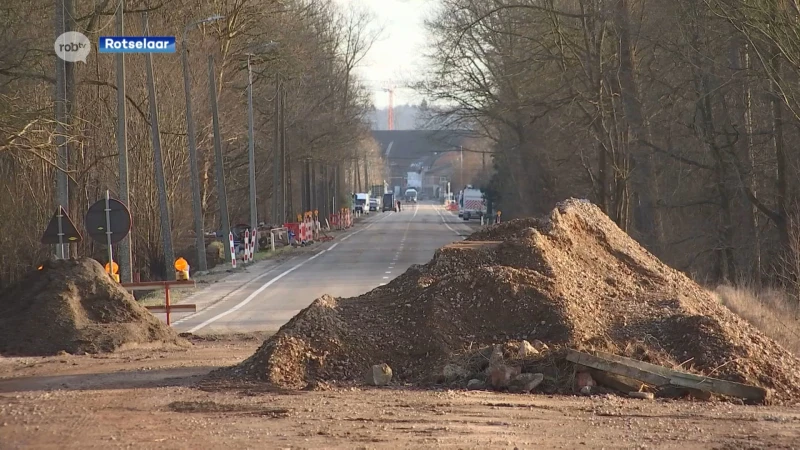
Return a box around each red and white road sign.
[229,231,236,268]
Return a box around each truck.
[458,186,486,221]
[353,192,369,213]
[404,188,418,203]
[382,192,396,212]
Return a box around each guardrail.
[121,280,197,326]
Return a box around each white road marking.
[382,276,389,279]
[185,249,328,333]
[171,261,291,326]
[435,204,465,239]
[385,271,392,274]
[327,242,339,251]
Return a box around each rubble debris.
[531,340,549,352]
[443,364,469,381]
[365,363,392,386]
[220,199,800,405]
[0,258,187,356]
[509,373,544,393]
[488,364,521,389]
[518,340,539,358]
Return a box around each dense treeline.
[0,0,382,286]
[420,0,800,290]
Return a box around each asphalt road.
[171,202,475,335]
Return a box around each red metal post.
[164,282,171,326]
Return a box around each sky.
[332,0,434,109]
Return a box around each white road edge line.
[186,249,328,333]
[171,262,290,325]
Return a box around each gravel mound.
[0,258,187,356]
[224,199,800,404]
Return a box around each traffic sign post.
[85,191,132,281]
[229,231,236,268]
[41,206,82,258]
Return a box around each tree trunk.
[612,0,663,252]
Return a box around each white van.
[459,186,485,221]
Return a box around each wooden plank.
[145,304,197,314]
[594,351,766,402]
[565,349,670,387]
[568,349,767,402]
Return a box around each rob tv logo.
[55,32,91,63]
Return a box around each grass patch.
[715,285,800,356]
[253,244,295,261]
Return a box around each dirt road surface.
[1,335,798,449]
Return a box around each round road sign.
[85,198,132,245]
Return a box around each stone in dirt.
[531,340,549,352]
[576,372,596,390]
[508,373,544,393]
[0,258,187,356]
[488,364,521,389]
[518,340,539,358]
[220,199,800,405]
[467,379,485,390]
[365,363,392,386]
[628,391,655,400]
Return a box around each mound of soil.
[224,199,800,404]
[0,258,186,356]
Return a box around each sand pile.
[225,199,800,404]
[0,258,186,356]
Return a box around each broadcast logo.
[55,31,91,63]
[99,36,176,53]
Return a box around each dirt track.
[1,335,798,449]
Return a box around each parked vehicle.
[382,193,396,212]
[353,193,369,213]
[459,186,486,221]
[404,188,418,203]
[369,198,379,212]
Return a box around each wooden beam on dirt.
[567,349,670,387]
[145,304,197,314]
[566,349,767,402]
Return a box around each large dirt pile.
[225,199,800,404]
[0,258,186,356]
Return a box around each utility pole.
[272,77,281,225]
[116,0,133,283]
[280,86,288,222]
[65,0,77,258]
[180,16,224,273]
[246,54,258,250]
[460,145,464,188]
[54,0,68,260]
[208,55,232,264]
[143,12,175,280]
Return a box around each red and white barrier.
[250,228,256,261]
[228,232,236,268]
[244,229,251,262]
